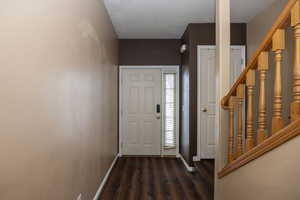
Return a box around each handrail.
[221,0,297,108]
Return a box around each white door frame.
[119,65,180,156]
[195,45,245,161]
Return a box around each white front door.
[121,69,162,155]
[197,46,245,159]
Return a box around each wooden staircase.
[219,0,300,178]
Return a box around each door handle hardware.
[202,108,208,112]
[156,104,161,113]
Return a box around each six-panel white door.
[198,47,217,159]
[230,47,245,85]
[198,46,245,159]
[121,69,162,155]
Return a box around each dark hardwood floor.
[99,157,214,200]
[194,159,215,187]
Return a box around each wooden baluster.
[257,52,269,144]
[291,1,300,121]
[228,97,235,163]
[271,29,285,134]
[246,70,255,151]
[236,84,245,157]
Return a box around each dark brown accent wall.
[180,23,247,166]
[119,39,181,65]
[180,29,190,166]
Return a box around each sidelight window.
[163,73,177,149]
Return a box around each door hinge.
[241,59,244,65]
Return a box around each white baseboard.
[178,154,195,172]
[193,156,200,162]
[93,153,120,200]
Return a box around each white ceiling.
[104,0,278,39]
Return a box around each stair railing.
[219,0,300,178]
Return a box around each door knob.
[202,108,208,112]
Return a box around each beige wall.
[216,0,300,199]
[247,0,289,59]
[0,0,118,199]
[218,136,300,200]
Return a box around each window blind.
[163,73,176,149]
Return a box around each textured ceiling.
[104,0,279,39]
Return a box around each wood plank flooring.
[194,160,215,187]
[99,157,214,200]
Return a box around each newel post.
[272,29,285,134]
[291,0,300,121]
[257,52,269,144]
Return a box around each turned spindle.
[236,84,245,157]
[291,1,300,121]
[246,70,255,150]
[257,52,269,144]
[271,29,285,134]
[228,97,235,163]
